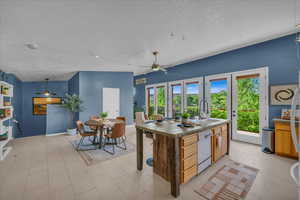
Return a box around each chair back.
[90,115,99,120]
[116,116,126,123]
[135,112,146,125]
[111,123,125,138]
[76,121,85,135]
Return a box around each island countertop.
[135,118,230,138]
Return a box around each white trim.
[46,132,68,136]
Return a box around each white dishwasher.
[198,130,212,174]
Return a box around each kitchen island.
[135,118,230,198]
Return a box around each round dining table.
[84,118,124,148]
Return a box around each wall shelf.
[0,81,13,161]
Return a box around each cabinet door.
[275,130,293,156]
[212,127,222,162]
[221,125,228,156]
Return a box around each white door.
[232,68,268,144]
[103,88,120,118]
[205,73,232,120]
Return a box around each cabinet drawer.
[181,155,197,171]
[181,143,197,159]
[181,134,198,146]
[181,165,197,184]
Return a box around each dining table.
[84,118,124,149]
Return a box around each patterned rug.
[195,160,259,200]
[70,137,135,166]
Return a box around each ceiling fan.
[35,78,56,96]
[141,51,167,74]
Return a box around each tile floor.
[0,127,298,200]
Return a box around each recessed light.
[95,55,99,58]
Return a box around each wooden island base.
[136,120,230,198]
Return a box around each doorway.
[103,88,120,118]
[232,68,268,144]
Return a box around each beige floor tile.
[0,127,298,200]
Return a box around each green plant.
[61,94,84,129]
[181,112,190,119]
[99,112,108,119]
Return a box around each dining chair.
[103,122,126,155]
[76,121,98,151]
[89,116,99,131]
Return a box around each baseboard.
[46,132,67,137]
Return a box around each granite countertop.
[136,118,230,137]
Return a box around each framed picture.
[270,84,297,105]
[32,97,62,115]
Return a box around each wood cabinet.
[274,121,298,159]
[180,134,198,184]
[211,124,229,163]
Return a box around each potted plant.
[61,93,84,135]
[99,112,108,120]
[181,112,190,124]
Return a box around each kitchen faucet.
[199,99,209,119]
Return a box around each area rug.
[194,160,259,200]
[70,137,135,166]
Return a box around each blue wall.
[46,105,71,135]
[67,72,80,123]
[67,71,134,125]
[134,34,300,127]
[21,81,68,137]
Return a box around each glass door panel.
[168,82,183,118]
[146,87,155,119]
[184,79,203,119]
[205,74,231,120]
[156,86,167,116]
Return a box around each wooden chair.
[76,121,98,151]
[103,123,126,154]
[116,116,126,123]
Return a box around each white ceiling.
[0,0,299,81]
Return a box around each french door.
[145,83,168,119]
[205,67,268,145]
[232,68,268,144]
[168,78,203,118]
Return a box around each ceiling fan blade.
[50,93,56,96]
[160,68,168,74]
[35,92,42,95]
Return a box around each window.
[146,84,167,118]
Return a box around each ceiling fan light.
[44,91,50,96]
